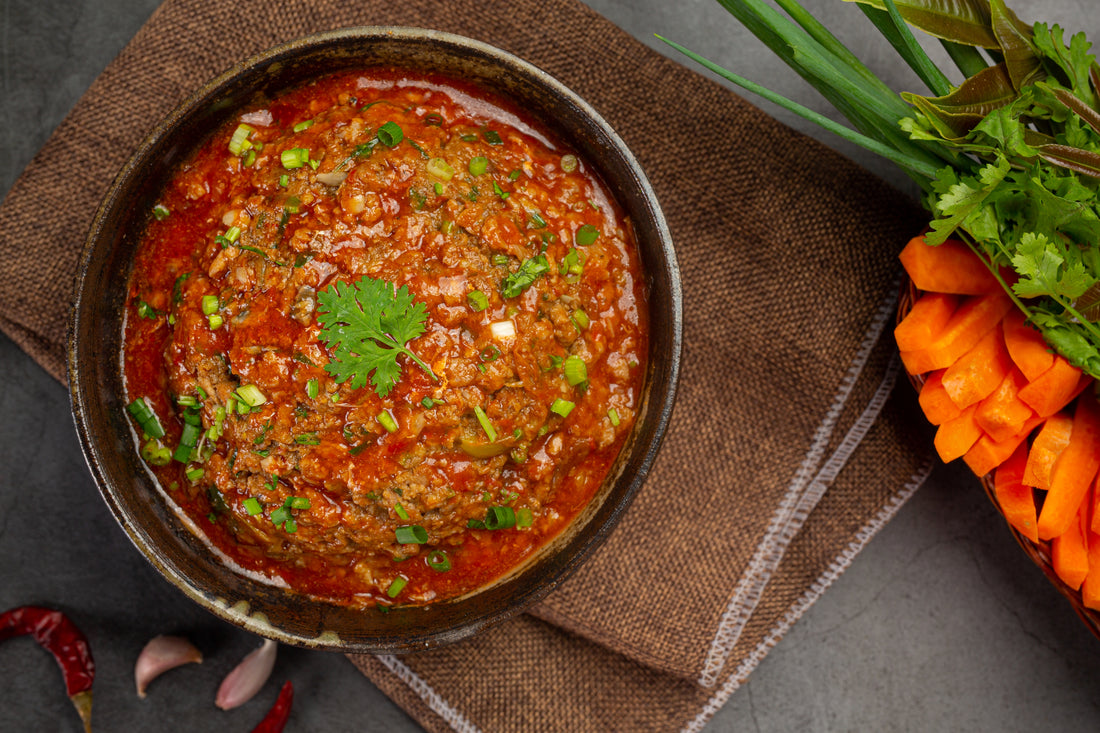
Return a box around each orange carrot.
[992,442,1038,543]
[898,236,1001,294]
[895,292,958,352]
[899,292,1013,375]
[934,404,982,463]
[1085,486,1100,608]
[1038,393,1100,541]
[974,368,1034,443]
[1052,502,1090,591]
[940,327,1013,409]
[917,370,962,425]
[1001,310,1054,382]
[962,415,1041,478]
[1023,411,1073,491]
[1018,356,1085,417]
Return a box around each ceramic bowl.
[69,27,681,652]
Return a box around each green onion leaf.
[377,121,404,148]
[467,290,490,312]
[469,156,488,176]
[281,148,310,169]
[572,308,590,330]
[287,496,311,510]
[201,295,219,315]
[482,129,503,145]
[243,497,263,516]
[395,525,428,544]
[235,384,267,407]
[473,406,497,443]
[387,577,407,598]
[427,550,452,572]
[293,119,315,133]
[516,507,534,528]
[306,378,319,400]
[608,407,621,426]
[152,204,170,221]
[575,224,599,246]
[485,506,516,530]
[228,124,254,156]
[395,502,410,520]
[377,410,398,434]
[427,157,455,181]
[421,397,436,409]
[550,398,575,418]
[563,355,588,386]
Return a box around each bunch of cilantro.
[663,0,1100,380]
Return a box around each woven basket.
[898,278,1100,638]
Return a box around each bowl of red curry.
[69,27,681,652]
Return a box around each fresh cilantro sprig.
[316,276,437,397]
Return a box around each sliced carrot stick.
[1052,502,1090,591]
[917,370,962,425]
[963,415,1042,478]
[1018,356,1085,417]
[934,404,982,463]
[899,292,1014,376]
[1081,520,1100,609]
[940,327,1013,409]
[1038,393,1100,541]
[1023,411,1074,491]
[1001,310,1054,382]
[895,292,958,352]
[898,236,1001,294]
[993,442,1039,543]
[974,368,1034,443]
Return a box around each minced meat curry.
[122,68,648,607]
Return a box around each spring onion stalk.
[473,406,498,443]
[550,398,575,418]
[377,410,398,434]
[563,355,588,386]
[395,525,428,544]
[467,290,490,312]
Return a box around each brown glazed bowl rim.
[68,26,682,653]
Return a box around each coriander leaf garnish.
[316,276,437,397]
[501,254,550,298]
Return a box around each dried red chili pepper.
[0,605,94,732]
[251,680,293,733]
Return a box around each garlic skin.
[215,638,277,710]
[135,635,203,698]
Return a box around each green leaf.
[989,0,1042,90]
[1033,24,1098,106]
[845,0,997,48]
[902,63,1018,140]
[316,276,436,397]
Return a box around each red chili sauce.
[122,69,648,607]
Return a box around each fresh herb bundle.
[661,0,1100,377]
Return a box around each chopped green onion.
[283,518,298,533]
[559,247,584,275]
[395,525,428,544]
[479,344,501,363]
[278,174,289,188]
[467,519,486,529]
[281,148,310,169]
[185,467,204,482]
[152,204,170,221]
[572,308,590,330]
[284,196,301,214]
[493,181,510,200]
[608,408,621,427]
[427,550,451,572]
[394,502,410,520]
[377,121,404,147]
[468,156,488,176]
[287,496,311,510]
[243,497,263,516]
[294,432,320,445]
[270,506,290,526]
[136,299,157,319]
[467,290,489,312]
[423,113,443,126]
[306,378,319,400]
[550,398,575,418]
[485,506,516,530]
[421,397,436,409]
[387,577,407,598]
[126,397,166,439]
[223,226,241,244]
[427,157,455,181]
[434,182,444,195]
[563,355,587,386]
[228,124,254,156]
[516,507,534,528]
[575,224,599,246]
[176,395,199,408]
[201,295,219,315]
[492,254,510,266]
[501,254,550,298]
[560,154,578,172]
[235,384,267,407]
[482,129,503,145]
[377,410,398,434]
[293,119,314,133]
[242,150,256,167]
[508,169,521,181]
[140,439,172,466]
[529,211,547,228]
[473,406,497,443]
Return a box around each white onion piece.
[315,171,348,186]
[239,109,273,127]
[135,635,203,698]
[222,209,239,226]
[215,638,277,710]
[489,320,515,339]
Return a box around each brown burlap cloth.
[0,0,936,729]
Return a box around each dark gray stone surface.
[2,0,1099,730]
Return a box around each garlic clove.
[215,638,277,710]
[135,635,203,698]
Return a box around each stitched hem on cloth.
[698,279,900,687]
